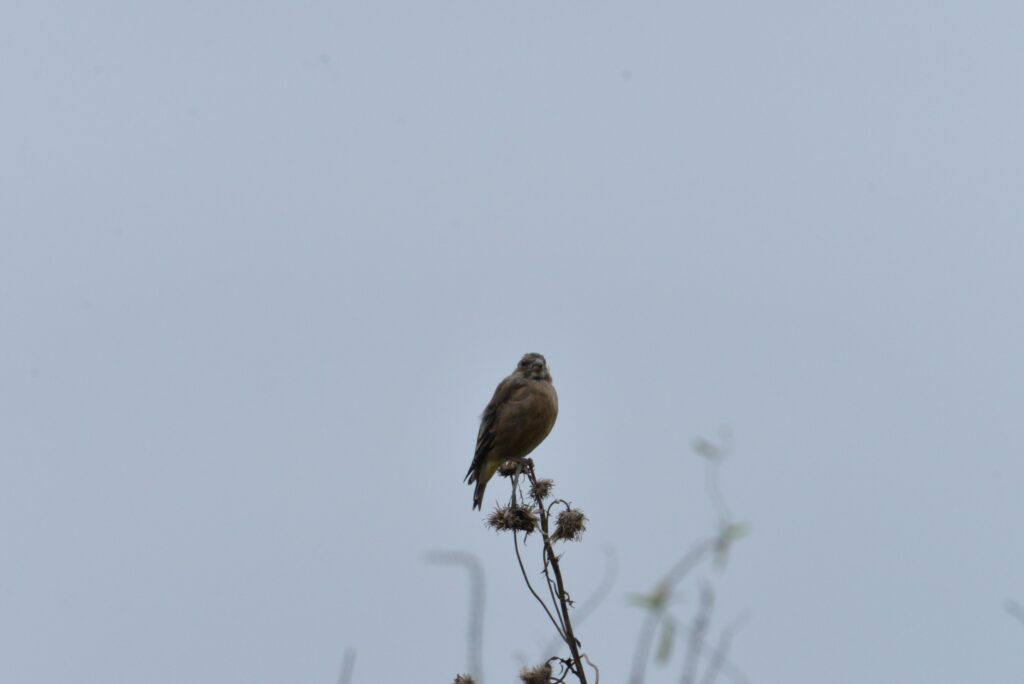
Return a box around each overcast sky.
[3,2,1023,683]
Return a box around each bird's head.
[517,353,551,381]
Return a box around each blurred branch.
[693,428,733,525]
[425,551,486,681]
[629,538,714,684]
[699,614,749,684]
[680,583,713,684]
[631,429,750,684]
[1005,599,1024,630]
[338,648,356,684]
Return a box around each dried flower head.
[453,676,476,684]
[497,457,535,477]
[518,663,553,684]
[485,503,538,534]
[551,507,587,542]
[530,478,554,501]
[497,460,521,478]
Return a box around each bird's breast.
[496,381,557,458]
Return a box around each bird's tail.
[472,479,486,510]
[470,458,501,510]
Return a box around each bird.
[465,353,559,510]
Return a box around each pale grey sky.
[3,2,1023,683]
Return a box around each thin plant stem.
[513,530,567,641]
[526,466,588,684]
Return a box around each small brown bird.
[465,353,559,510]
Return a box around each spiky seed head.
[530,478,554,501]
[498,460,521,478]
[518,663,553,683]
[551,508,587,542]
[485,503,539,534]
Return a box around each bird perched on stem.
[465,353,559,510]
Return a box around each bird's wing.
[465,375,527,483]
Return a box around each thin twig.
[549,657,572,684]
[582,653,600,684]
[509,464,568,639]
[542,540,567,636]
[514,530,567,641]
[541,502,564,625]
[547,575,568,634]
[543,547,617,658]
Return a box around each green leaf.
[714,522,751,570]
[627,580,674,611]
